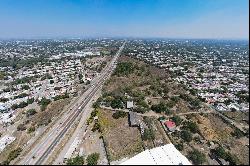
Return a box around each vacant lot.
[193,114,234,142]
[98,109,144,161]
[30,98,71,127]
[192,113,249,164]
[222,111,249,126]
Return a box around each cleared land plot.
[222,111,249,126]
[193,114,234,142]
[192,113,249,165]
[98,109,144,161]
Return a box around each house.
[164,120,176,132]
[126,101,134,109]
[129,111,140,127]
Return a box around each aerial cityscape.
[0,0,249,165]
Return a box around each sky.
[0,0,249,39]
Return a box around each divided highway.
[18,42,126,165]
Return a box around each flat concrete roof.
[120,144,192,165]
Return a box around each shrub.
[66,155,84,165]
[114,62,134,76]
[86,153,100,165]
[151,102,168,113]
[175,143,184,151]
[27,98,35,104]
[5,147,22,164]
[231,128,244,138]
[185,121,199,133]
[181,130,192,142]
[26,109,37,117]
[142,128,155,141]
[171,116,182,126]
[17,124,26,131]
[110,98,124,109]
[188,149,206,165]
[27,126,35,133]
[112,111,127,119]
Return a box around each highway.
[18,41,126,165]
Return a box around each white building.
[120,144,192,165]
[126,101,134,109]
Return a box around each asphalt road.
[18,42,126,165]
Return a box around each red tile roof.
[164,121,176,128]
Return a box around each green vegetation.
[110,98,124,109]
[231,128,245,138]
[2,147,23,165]
[86,153,100,165]
[21,85,30,90]
[13,76,35,85]
[114,62,134,76]
[171,116,182,126]
[27,126,36,133]
[27,98,35,104]
[13,93,29,99]
[66,155,84,165]
[0,71,6,80]
[92,121,101,132]
[11,101,28,110]
[181,130,192,142]
[142,128,155,141]
[26,109,37,117]
[213,146,228,159]
[39,97,51,111]
[175,143,184,151]
[188,149,206,165]
[183,121,199,133]
[151,102,170,114]
[87,109,98,125]
[0,97,9,103]
[53,93,69,101]
[17,123,26,131]
[212,146,240,165]
[112,111,127,119]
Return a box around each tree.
[27,126,35,133]
[112,111,127,119]
[185,121,199,133]
[151,102,168,114]
[92,122,100,132]
[27,98,35,104]
[3,147,22,165]
[66,155,84,165]
[212,146,227,159]
[86,153,100,165]
[142,128,155,141]
[175,143,184,151]
[181,130,192,142]
[188,149,206,165]
[114,62,134,76]
[171,116,182,126]
[226,153,239,165]
[110,98,124,109]
[39,97,51,111]
[17,124,26,131]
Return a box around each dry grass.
[98,109,144,161]
[193,114,234,142]
[30,98,71,126]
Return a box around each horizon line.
[0,36,249,41]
